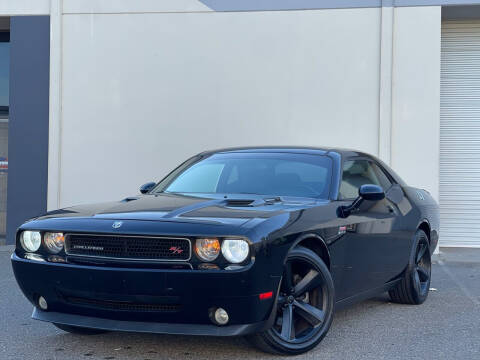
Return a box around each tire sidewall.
[262,246,335,355]
[406,230,431,304]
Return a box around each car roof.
[200,146,406,187]
[200,146,370,158]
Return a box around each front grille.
[64,296,181,313]
[65,234,191,261]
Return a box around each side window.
[371,163,393,191]
[339,160,382,199]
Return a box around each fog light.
[38,296,48,310]
[214,308,229,325]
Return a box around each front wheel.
[248,246,335,355]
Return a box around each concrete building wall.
[0,0,49,15]
[0,0,445,245]
[391,6,442,200]
[59,7,383,207]
[54,4,442,208]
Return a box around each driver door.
[336,158,400,299]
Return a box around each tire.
[53,323,108,335]
[248,246,335,355]
[389,229,431,305]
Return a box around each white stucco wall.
[0,0,49,15]
[391,6,441,201]
[58,8,382,206]
[1,2,440,210]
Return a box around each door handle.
[387,205,395,213]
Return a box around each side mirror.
[359,184,385,201]
[139,182,156,194]
[337,184,385,218]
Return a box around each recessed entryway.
[441,20,480,247]
[0,17,9,245]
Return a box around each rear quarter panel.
[402,186,440,252]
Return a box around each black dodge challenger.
[12,147,439,355]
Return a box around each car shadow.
[45,294,397,360]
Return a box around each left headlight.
[195,238,221,261]
[20,231,42,252]
[44,232,65,254]
[221,239,250,264]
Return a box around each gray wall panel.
[199,0,480,11]
[6,16,49,245]
[199,0,382,11]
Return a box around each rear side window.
[339,160,388,199]
[371,163,393,191]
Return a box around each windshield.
[153,152,333,199]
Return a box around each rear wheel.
[249,246,334,355]
[53,323,108,335]
[389,229,431,305]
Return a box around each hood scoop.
[225,197,282,207]
[225,199,256,207]
[121,197,140,202]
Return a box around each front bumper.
[11,253,280,336]
[32,308,267,336]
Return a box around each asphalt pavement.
[1,246,479,360]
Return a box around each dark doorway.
[0,18,9,244]
[6,16,49,245]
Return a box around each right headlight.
[221,239,249,264]
[44,232,65,254]
[20,231,42,252]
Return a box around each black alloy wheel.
[389,229,431,305]
[249,246,334,355]
[413,237,431,299]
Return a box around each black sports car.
[11,147,439,355]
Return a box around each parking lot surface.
[1,246,479,360]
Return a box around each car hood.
[34,193,327,227]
